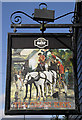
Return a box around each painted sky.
[1,1,76,119]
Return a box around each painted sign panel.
[5,33,78,115]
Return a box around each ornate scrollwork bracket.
[10,9,79,33]
[10,11,34,24]
[10,10,42,32]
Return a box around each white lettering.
[37,41,46,45]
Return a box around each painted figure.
[14,71,23,90]
[41,49,50,61]
[65,67,69,85]
[38,53,45,71]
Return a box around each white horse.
[45,62,67,97]
[24,69,57,100]
[45,63,57,96]
[44,70,56,97]
[24,72,45,100]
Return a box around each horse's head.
[45,63,48,71]
[25,73,31,80]
[21,65,28,78]
[24,73,32,84]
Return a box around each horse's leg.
[50,84,52,96]
[24,84,28,99]
[53,71,56,92]
[49,73,53,96]
[42,83,45,101]
[46,83,48,97]
[34,82,38,97]
[29,83,32,100]
[53,82,56,92]
[37,85,41,100]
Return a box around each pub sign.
[5,33,79,115]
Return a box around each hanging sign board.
[5,33,79,115]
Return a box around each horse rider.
[41,49,50,61]
[48,51,57,72]
[38,53,45,71]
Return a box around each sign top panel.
[10,33,72,49]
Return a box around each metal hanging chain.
[10,11,42,24]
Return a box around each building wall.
[69,2,82,120]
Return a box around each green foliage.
[49,49,73,86]
[50,49,73,69]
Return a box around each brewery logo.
[34,38,48,48]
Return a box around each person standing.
[14,71,23,90]
[56,60,64,79]
[65,67,69,85]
